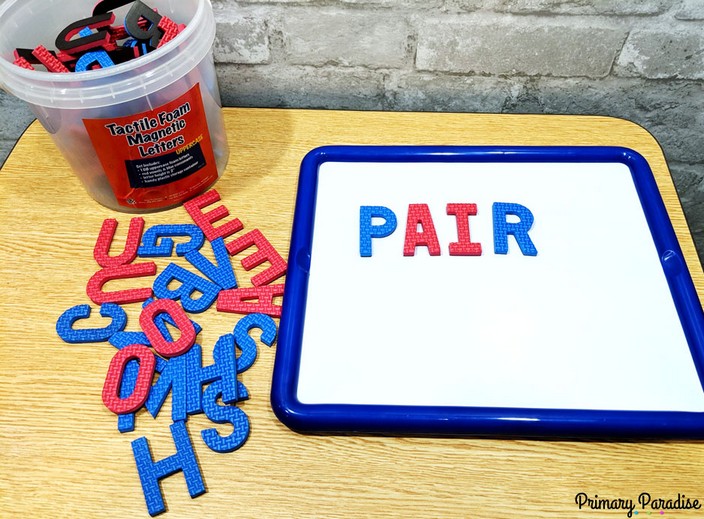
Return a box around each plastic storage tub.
[0,0,228,211]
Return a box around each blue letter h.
[131,421,206,516]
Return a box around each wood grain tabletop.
[1,108,703,518]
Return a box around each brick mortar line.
[214,63,704,84]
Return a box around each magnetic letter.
[74,50,115,71]
[94,217,145,267]
[116,356,140,433]
[93,0,136,15]
[131,421,206,516]
[56,303,127,343]
[217,284,284,318]
[145,353,188,422]
[106,46,137,65]
[201,379,250,453]
[447,203,482,256]
[185,238,237,289]
[157,16,182,48]
[16,47,76,69]
[185,334,239,415]
[138,224,205,257]
[86,262,156,305]
[109,328,170,433]
[55,13,116,54]
[225,229,287,286]
[102,344,156,414]
[32,45,70,73]
[12,56,34,70]
[233,313,278,372]
[124,0,164,49]
[183,189,244,242]
[140,299,196,358]
[492,202,538,256]
[153,263,220,313]
[403,204,441,256]
[142,298,203,342]
[359,206,397,257]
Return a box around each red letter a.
[403,204,441,256]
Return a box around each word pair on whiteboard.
[360,202,538,257]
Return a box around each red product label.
[84,84,218,209]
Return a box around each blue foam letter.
[145,354,188,422]
[492,202,538,256]
[138,224,205,257]
[131,421,205,516]
[153,263,220,313]
[185,334,239,415]
[74,50,115,71]
[201,379,250,453]
[185,238,237,289]
[360,206,397,257]
[233,313,278,374]
[56,303,127,343]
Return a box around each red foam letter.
[157,16,182,48]
[403,204,441,256]
[32,45,70,73]
[140,299,196,358]
[13,56,34,70]
[226,229,287,286]
[447,203,482,256]
[183,189,244,242]
[217,284,285,317]
[102,344,156,414]
[86,262,156,305]
[93,217,145,267]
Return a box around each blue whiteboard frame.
[271,145,704,438]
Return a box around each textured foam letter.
[140,299,196,358]
[87,262,156,304]
[124,0,163,49]
[185,238,237,289]
[217,284,284,317]
[102,344,156,414]
[201,379,250,453]
[152,263,220,313]
[225,229,287,286]
[447,203,482,256]
[56,303,127,343]
[131,421,205,516]
[359,206,397,257]
[492,202,538,256]
[94,217,145,267]
[138,224,205,257]
[183,189,244,242]
[403,204,441,256]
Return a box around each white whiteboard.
[294,160,704,412]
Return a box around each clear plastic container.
[0,0,228,212]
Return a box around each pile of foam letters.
[14,0,185,73]
[56,189,286,516]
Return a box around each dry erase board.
[272,146,704,438]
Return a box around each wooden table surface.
[1,108,703,518]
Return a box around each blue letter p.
[360,206,397,257]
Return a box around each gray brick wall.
[1,0,703,261]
